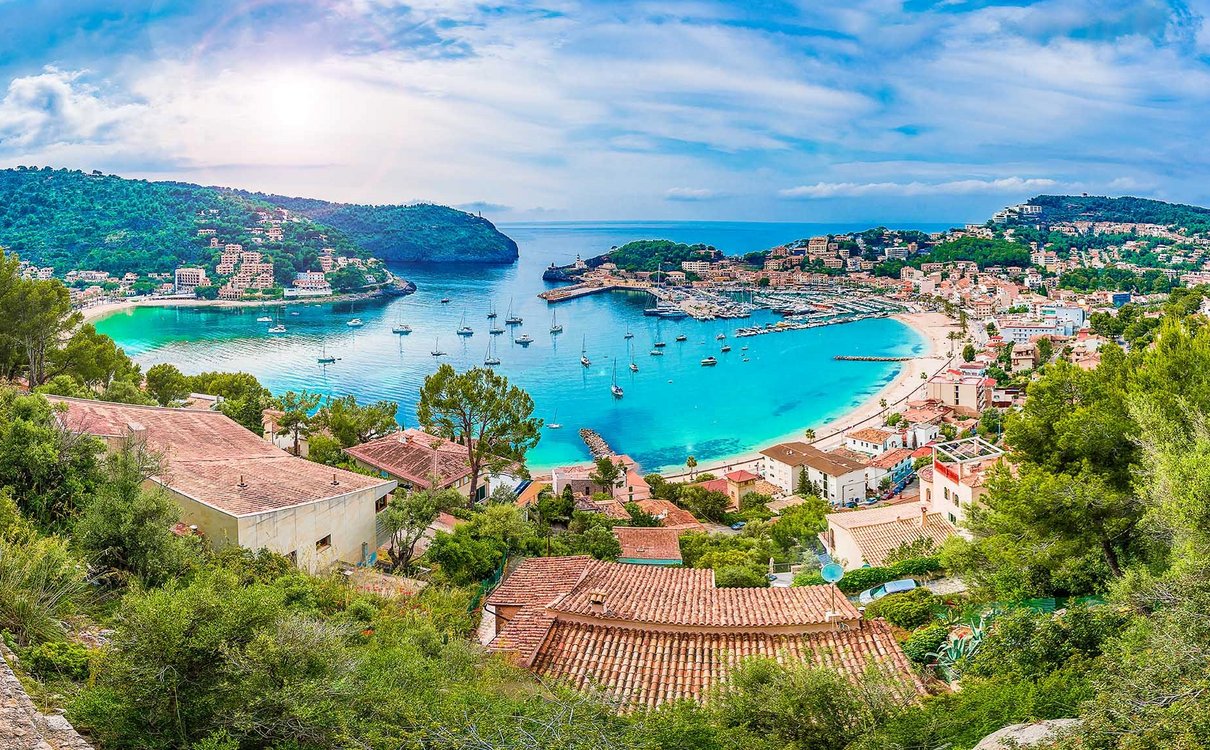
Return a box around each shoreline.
[80,284,413,324]
[654,310,958,480]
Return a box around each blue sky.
[1,0,1209,223]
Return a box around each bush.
[793,557,942,593]
[27,640,90,681]
[865,588,942,629]
[902,623,949,664]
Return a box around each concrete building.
[53,397,396,572]
[760,441,868,504]
[925,371,994,417]
[920,437,1004,526]
[844,427,902,457]
[820,502,957,570]
[174,267,208,294]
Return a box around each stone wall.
[0,644,93,750]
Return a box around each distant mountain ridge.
[1023,194,1210,232]
[0,167,518,273]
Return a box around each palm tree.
[804,428,816,441]
[685,455,698,480]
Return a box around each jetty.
[579,428,615,458]
[834,355,914,362]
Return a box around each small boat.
[721,345,732,353]
[611,362,623,398]
[505,298,522,325]
[624,329,634,339]
[742,357,750,362]
[346,318,364,327]
[487,301,498,319]
[547,409,562,429]
[629,362,638,373]
[256,316,272,322]
[440,297,451,304]
[393,323,412,334]
[515,333,534,345]
[580,336,591,367]
[484,339,500,366]
[431,338,446,357]
[289,311,299,316]
[741,345,749,351]
[268,325,286,334]
[489,325,505,335]
[701,356,718,366]
[653,341,666,348]
[550,309,563,334]
[715,333,726,340]
[456,312,473,336]
[650,349,664,356]
[317,344,337,364]
[675,334,687,342]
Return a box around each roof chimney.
[588,589,607,615]
[126,421,146,435]
[919,501,930,528]
[397,430,408,444]
[237,475,247,488]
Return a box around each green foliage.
[768,498,829,551]
[622,502,662,527]
[0,504,90,645]
[379,486,461,573]
[27,639,91,681]
[794,556,941,593]
[966,606,1127,681]
[310,394,398,448]
[99,379,156,405]
[605,239,717,273]
[902,623,949,664]
[678,484,730,522]
[679,531,774,588]
[185,371,273,433]
[1060,267,1179,294]
[864,588,941,629]
[274,389,322,455]
[144,363,189,406]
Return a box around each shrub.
[865,588,942,629]
[792,556,942,593]
[902,623,949,664]
[27,640,90,680]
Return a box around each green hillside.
[243,192,518,263]
[0,167,517,273]
[1027,194,1210,232]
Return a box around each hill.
[0,167,517,273]
[242,192,518,263]
[1026,194,1210,232]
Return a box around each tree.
[803,428,815,441]
[379,485,460,573]
[622,502,662,527]
[145,363,190,406]
[186,371,273,433]
[275,390,321,456]
[48,324,140,389]
[685,455,698,479]
[768,498,829,551]
[1036,336,1054,364]
[99,379,156,405]
[679,485,730,522]
[795,469,811,497]
[962,343,976,362]
[588,456,622,498]
[2,278,80,386]
[417,365,541,507]
[310,394,398,447]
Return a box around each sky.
[1,0,1209,223]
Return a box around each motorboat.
[701,356,718,366]
[515,333,534,345]
[346,318,364,327]
[256,316,272,322]
[675,334,687,342]
[268,325,286,334]
[721,345,732,353]
[440,297,451,304]
[393,324,412,334]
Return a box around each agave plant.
[927,615,989,682]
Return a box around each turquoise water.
[96,221,945,471]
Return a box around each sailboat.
[456,311,474,336]
[627,339,638,372]
[550,309,563,334]
[580,336,591,367]
[611,361,624,398]
[392,322,412,334]
[547,409,562,430]
[505,298,523,325]
[317,343,338,364]
[675,333,687,342]
[431,337,446,357]
[624,328,634,340]
[484,339,501,366]
[487,301,498,319]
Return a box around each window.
[316,534,332,552]
[375,495,388,513]
[286,550,297,566]
[948,512,957,524]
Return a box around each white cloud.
[0,67,144,149]
[665,187,723,201]
[779,177,1060,199]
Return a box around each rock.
[974,719,1081,749]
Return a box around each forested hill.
[0,167,518,272]
[1026,194,1210,231]
[236,191,518,263]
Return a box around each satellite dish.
[821,563,845,583]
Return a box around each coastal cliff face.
[240,193,519,264]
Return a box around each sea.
[95,221,951,472]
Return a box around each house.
[925,371,994,417]
[920,437,1004,526]
[550,455,650,504]
[482,557,923,710]
[821,502,957,570]
[344,428,521,503]
[865,447,916,491]
[845,427,903,457]
[693,469,763,509]
[760,442,868,504]
[612,527,684,566]
[632,497,705,531]
[52,397,396,572]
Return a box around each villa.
[52,397,396,572]
[612,526,684,566]
[760,441,869,505]
[919,437,1004,526]
[821,502,957,570]
[482,556,923,710]
[344,428,522,503]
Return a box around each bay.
[96,220,950,472]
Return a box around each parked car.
[729,521,747,531]
[857,578,918,605]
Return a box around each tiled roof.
[53,397,392,517]
[762,442,866,476]
[612,527,683,563]
[487,556,595,609]
[759,441,815,466]
[848,427,893,444]
[870,447,914,470]
[725,469,759,482]
[634,498,703,530]
[531,618,923,711]
[344,429,471,488]
[828,504,957,567]
[695,478,729,494]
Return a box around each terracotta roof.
[344,429,470,488]
[633,498,703,530]
[829,447,872,467]
[531,618,922,710]
[848,427,893,444]
[695,478,729,494]
[827,504,956,567]
[759,441,815,466]
[725,469,758,482]
[870,447,914,470]
[612,527,684,563]
[53,397,393,517]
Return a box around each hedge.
[865,588,942,629]
[793,556,942,593]
[902,623,949,664]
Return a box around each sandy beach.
[657,310,959,480]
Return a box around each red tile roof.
[725,469,758,482]
[486,557,922,710]
[848,427,894,444]
[53,397,393,517]
[612,527,683,563]
[344,429,471,488]
[870,447,914,470]
[633,498,703,530]
[695,478,729,494]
